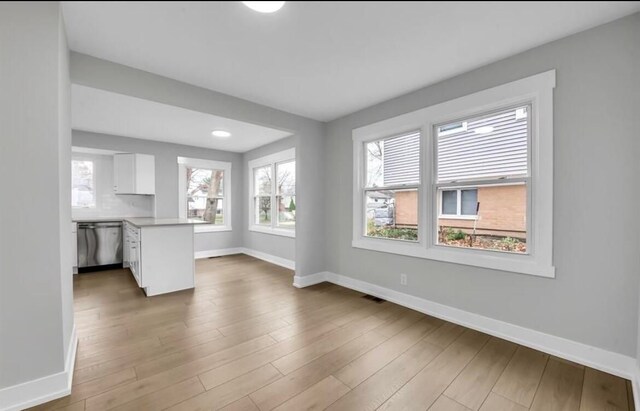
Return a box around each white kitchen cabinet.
[124,219,197,297]
[128,225,142,287]
[113,153,155,195]
[123,221,131,268]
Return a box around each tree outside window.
[276,160,295,228]
[186,167,224,224]
[249,149,296,236]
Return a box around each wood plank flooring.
[32,255,634,410]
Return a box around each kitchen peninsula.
[123,218,208,296]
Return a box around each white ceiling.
[71,84,292,152]
[62,2,640,121]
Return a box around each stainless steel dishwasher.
[77,221,123,272]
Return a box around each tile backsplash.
[72,152,155,219]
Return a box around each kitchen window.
[177,157,232,233]
[352,70,555,277]
[248,148,296,237]
[71,159,96,208]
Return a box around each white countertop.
[123,217,210,228]
[73,217,135,223]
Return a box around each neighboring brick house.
[383,106,528,239]
[395,185,526,239]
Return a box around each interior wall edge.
[0,325,77,411]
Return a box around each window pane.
[441,190,457,215]
[186,167,224,224]
[365,189,418,241]
[437,184,527,253]
[277,195,296,228]
[437,105,529,183]
[71,160,95,208]
[461,189,478,215]
[255,196,271,225]
[366,140,383,187]
[276,161,296,228]
[254,166,272,195]
[277,161,295,195]
[366,131,420,188]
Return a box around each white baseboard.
[194,247,243,259]
[297,271,637,382]
[632,366,640,410]
[241,248,295,271]
[0,325,78,411]
[194,247,295,271]
[293,271,329,288]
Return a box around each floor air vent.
[362,294,386,304]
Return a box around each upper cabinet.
[114,153,155,195]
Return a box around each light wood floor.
[33,255,634,411]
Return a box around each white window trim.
[440,215,478,221]
[352,70,555,278]
[177,156,232,233]
[248,148,296,238]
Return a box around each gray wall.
[70,53,326,275]
[243,136,297,262]
[0,2,73,388]
[72,131,244,252]
[58,3,74,366]
[324,13,640,357]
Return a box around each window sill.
[439,215,478,221]
[249,225,296,238]
[194,225,232,234]
[351,238,555,278]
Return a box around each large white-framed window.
[352,70,555,278]
[248,148,296,238]
[177,157,232,233]
[71,158,96,208]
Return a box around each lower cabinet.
[129,232,141,287]
[123,223,130,269]
[124,222,142,287]
[125,223,194,296]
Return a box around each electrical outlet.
[400,273,407,286]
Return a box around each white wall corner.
[293,271,329,288]
[0,325,78,411]
[312,271,636,382]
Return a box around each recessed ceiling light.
[242,1,285,13]
[212,130,231,138]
